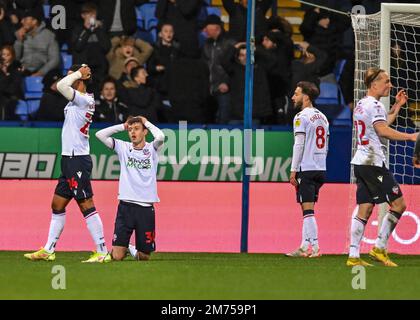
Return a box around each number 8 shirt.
[61,90,95,156]
[293,107,329,171]
[351,96,388,167]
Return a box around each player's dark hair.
[127,116,146,130]
[297,81,320,102]
[365,67,386,88]
[81,2,97,14]
[69,64,91,84]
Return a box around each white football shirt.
[61,90,95,156]
[293,107,329,171]
[113,140,160,204]
[351,96,388,167]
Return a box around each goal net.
[350,4,420,252]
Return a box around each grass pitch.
[1,251,420,300]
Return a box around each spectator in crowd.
[118,56,140,85]
[260,31,292,124]
[300,7,349,76]
[0,1,15,47]
[0,45,22,120]
[14,9,60,76]
[222,0,272,42]
[291,41,327,91]
[107,35,153,81]
[167,46,210,123]
[222,42,273,124]
[266,15,294,67]
[122,66,160,123]
[71,2,111,94]
[6,0,44,28]
[147,22,178,101]
[98,0,146,37]
[94,77,128,123]
[49,0,91,50]
[36,70,67,121]
[201,14,235,124]
[155,0,203,55]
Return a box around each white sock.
[349,217,367,258]
[304,215,319,250]
[300,221,310,250]
[85,211,107,254]
[128,244,137,258]
[375,212,400,250]
[44,212,66,253]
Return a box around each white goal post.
[351,3,420,242]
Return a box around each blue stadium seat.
[332,105,352,126]
[334,59,347,82]
[135,6,144,29]
[139,3,156,30]
[15,100,28,120]
[137,29,155,45]
[27,100,41,115]
[24,77,44,99]
[206,6,221,16]
[146,17,158,30]
[316,82,339,105]
[61,53,72,74]
[61,43,69,52]
[43,4,50,19]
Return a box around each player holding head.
[95,115,164,261]
[286,81,329,258]
[347,67,418,267]
[24,64,111,263]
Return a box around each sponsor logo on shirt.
[126,156,151,170]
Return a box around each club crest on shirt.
[143,148,150,156]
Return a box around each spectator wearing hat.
[300,7,348,76]
[94,77,128,123]
[14,8,60,76]
[107,35,153,81]
[6,0,44,28]
[121,66,161,123]
[36,70,67,121]
[147,22,179,102]
[222,0,273,42]
[0,44,22,120]
[118,56,140,85]
[155,0,203,56]
[0,1,15,47]
[202,14,235,124]
[71,2,112,95]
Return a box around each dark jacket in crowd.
[121,81,160,123]
[167,52,210,123]
[36,89,67,121]
[6,0,44,22]
[155,0,202,54]
[71,22,112,91]
[94,96,128,123]
[147,39,179,99]
[202,32,235,95]
[291,45,328,90]
[300,8,349,76]
[0,15,15,47]
[0,60,23,101]
[221,45,273,121]
[98,0,146,36]
[222,0,272,42]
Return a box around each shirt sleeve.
[371,103,387,125]
[113,138,124,154]
[293,114,307,135]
